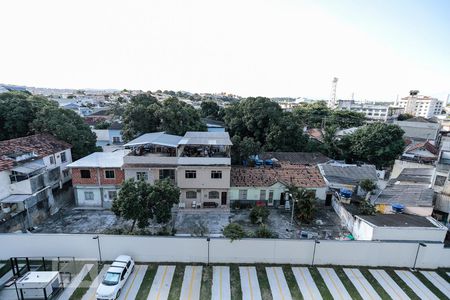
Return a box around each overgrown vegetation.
[223,223,246,241]
[249,206,270,224]
[254,225,277,238]
[290,187,316,223]
[112,179,180,232]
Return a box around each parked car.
[96,255,135,300]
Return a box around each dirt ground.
[230,204,348,239]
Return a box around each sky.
[1,0,449,101]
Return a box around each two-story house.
[68,150,127,208]
[123,131,232,208]
[0,134,72,232]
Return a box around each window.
[159,169,175,180]
[49,156,55,164]
[435,175,446,187]
[185,170,196,179]
[239,190,247,200]
[186,191,197,199]
[61,152,67,163]
[209,191,219,199]
[136,172,148,181]
[85,191,94,201]
[63,169,70,178]
[108,191,117,200]
[211,170,222,179]
[260,190,266,201]
[105,170,115,179]
[268,190,274,203]
[112,136,121,144]
[80,169,91,179]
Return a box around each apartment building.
[123,131,232,208]
[68,151,127,208]
[396,90,443,118]
[337,99,402,122]
[0,134,72,232]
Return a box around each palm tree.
[289,187,316,223]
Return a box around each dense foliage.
[122,94,205,141]
[112,179,180,231]
[249,206,270,224]
[290,187,316,223]
[0,92,98,160]
[223,223,246,241]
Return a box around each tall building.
[397,90,443,118]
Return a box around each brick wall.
[72,168,124,185]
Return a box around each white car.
[96,255,135,300]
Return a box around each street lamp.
[311,240,320,266]
[289,193,295,228]
[92,235,103,264]
[206,237,211,266]
[412,242,427,271]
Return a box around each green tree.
[358,200,376,215]
[293,101,330,128]
[94,121,111,129]
[348,123,405,168]
[359,179,377,193]
[264,112,309,152]
[231,136,261,164]
[31,107,98,160]
[224,97,283,145]
[112,179,180,232]
[112,179,152,232]
[328,110,366,129]
[249,206,270,224]
[147,179,180,223]
[159,97,206,135]
[223,223,246,241]
[290,187,316,223]
[0,92,59,141]
[200,101,221,120]
[254,225,277,238]
[122,93,162,141]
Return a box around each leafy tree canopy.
[31,107,98,160]
[348,123,405,168]
[122,94,205,141]
[200,101,222,120]
[289,187,316,224]
[112,179,180,232]
[264,112,309,152]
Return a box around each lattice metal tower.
[328,77,338,109]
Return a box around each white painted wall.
[0,170,11,200]
[177,166,230,189]
[372,227,447,242]
[75,187,102,207]
[0,234,449,268]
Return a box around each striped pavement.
[118,265,148,300]
[343,268,381,300]
[239,266,262,300]
[179,266,203,300]
[147,265,176,300]
[318,268,352,300]
[420,271,450,296]
[265,267,292,300]
[212,266,231,300]
[395,270,439,300]
[81,264,110,300]
[369,269,410,300]
[291,267,323,300]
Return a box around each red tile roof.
[231,163,326,188]
[405,140,438,155]
[0,134,71,171]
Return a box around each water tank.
[392,204,405,213]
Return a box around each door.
[221,192,227,205]
[325,193,333,206]
[280,192,286,206]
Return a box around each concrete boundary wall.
[0,234,449,268]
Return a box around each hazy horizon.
[1,0,449,102]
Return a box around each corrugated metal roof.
[124,132,182,148]
[178,131,232,145]
[0,194,32,204]
[12,160,45,174]
[318,162,378,186]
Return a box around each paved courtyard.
[2,262,448,300]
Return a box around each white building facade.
[396,91,443,118]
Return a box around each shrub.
[254,225,277,238]
[359,179,377,193]
[250,206,270,224]
[359,200,376,215]
[223,223,246,241]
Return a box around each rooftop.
[395,168,434,184]
[0,134,72,172]
[231,163,326,188]
[124,132,183,148]
[68,150,128,168]
[260,152,330,165]
[318,162,378,186]
[356,214,441,228]
[372,181,434,207]
[179,131,232,146]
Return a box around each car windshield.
[102,272,120,286]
